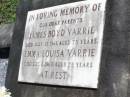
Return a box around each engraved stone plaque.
[18,0,106,88]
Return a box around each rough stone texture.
[5,0,129,97]
[0,23,14,48]
[0,59,8,86]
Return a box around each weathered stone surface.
[0,59,8,86]
[0,23,14,48]
[5,0,129,97]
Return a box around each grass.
[0,0,18,25]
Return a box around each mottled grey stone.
[0,59,8,87]
[5,0,130,97]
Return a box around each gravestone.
[6,0,130,97]
[0,23,14,87]
[18,0,106,89]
